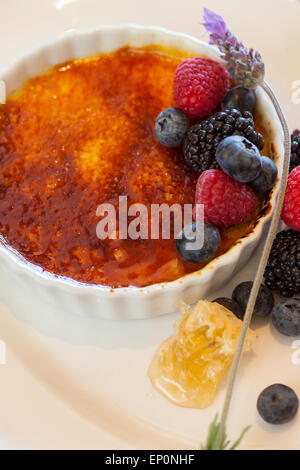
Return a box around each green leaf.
[228,425,251,450]
[201,415,250,450]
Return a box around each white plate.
[0,0,299,450]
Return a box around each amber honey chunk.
[0,47,271,288]
[148,300,255,408]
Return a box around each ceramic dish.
[0,25,284,319]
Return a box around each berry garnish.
[154,107,190,147]
[282,167,300,231]
[265,229,300,298]
[250,156,278,195]
[183,108,264,173]
[292,129,300,139]
[290,129,300,173]
[213,298,244,320]
[222,86,256,113]
[173,57,229,118]
[195,170,257,228]
[232,282,274,318]
[176,221,220,263]
[257,384,299,425]
[216,135,262,183]
[271,300,300,337]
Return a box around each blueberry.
[155,107,190,147]
[216,135,262,183]
[232,281,274,318]
[257,384,299,425]
[250,156,278,194]
[271,300,300,336]
[176,222,220,263]
[222,86,256,113]
[213,298,244,320]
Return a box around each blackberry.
[290,129,300,173]
[264,229,300,298]
[183,108,264,173]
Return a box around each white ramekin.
[0,25,284,320]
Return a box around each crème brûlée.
[0,47,271,288]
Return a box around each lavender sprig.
[202,8,265,88]
[201,414,250,450]
[200,9,290,451]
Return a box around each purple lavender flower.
[201,8,265,88]
[202,8,227,41]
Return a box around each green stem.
[213,81,291,450]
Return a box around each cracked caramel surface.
[0,47,266,287]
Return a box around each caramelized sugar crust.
[0,48,264,287]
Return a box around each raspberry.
[174,57,230,118]
[282,167,300,231]
[194,170,257,228]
